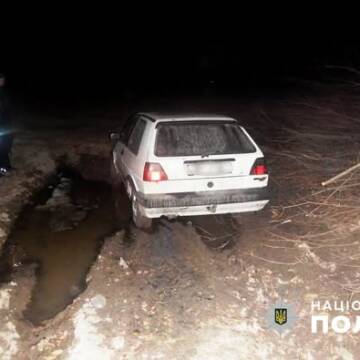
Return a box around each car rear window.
[155,121,256,157]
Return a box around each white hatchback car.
[110,113,269,229]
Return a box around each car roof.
[138,112,236,123]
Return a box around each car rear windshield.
[155,121,256,157]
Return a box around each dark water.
[1,172,119,325]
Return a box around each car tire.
[127,180,152,231]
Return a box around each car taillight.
[250,158,268,175]
[143,162,168,182]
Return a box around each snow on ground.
[0,284,19,360]
[68,295,117,360]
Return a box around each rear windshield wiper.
[201,150,221,158]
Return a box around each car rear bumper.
[136,187,269,218]
[141,200,269,218]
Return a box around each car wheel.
[128,182,152,230]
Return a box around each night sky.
[2,12,359,102]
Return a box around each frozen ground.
[1,85,360,359]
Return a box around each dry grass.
[253,88,360,271]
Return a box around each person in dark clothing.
[0,73,13,175]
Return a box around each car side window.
[127,118,146,155]
[120,115,138,145]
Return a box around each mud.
[2,88,360,358]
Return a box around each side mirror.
[110,132,121,150]
[110,132,120,141]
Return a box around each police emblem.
[265,299,298,334]
[275,308,287,325]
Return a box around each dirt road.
[2,86,360,359]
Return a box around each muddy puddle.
[0,170,119,325]
[0,168,243,325]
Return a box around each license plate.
[185,160,233,176]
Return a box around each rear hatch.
[146,120,267,194]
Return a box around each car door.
[113,114,138,176]
[121,117,147,188]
